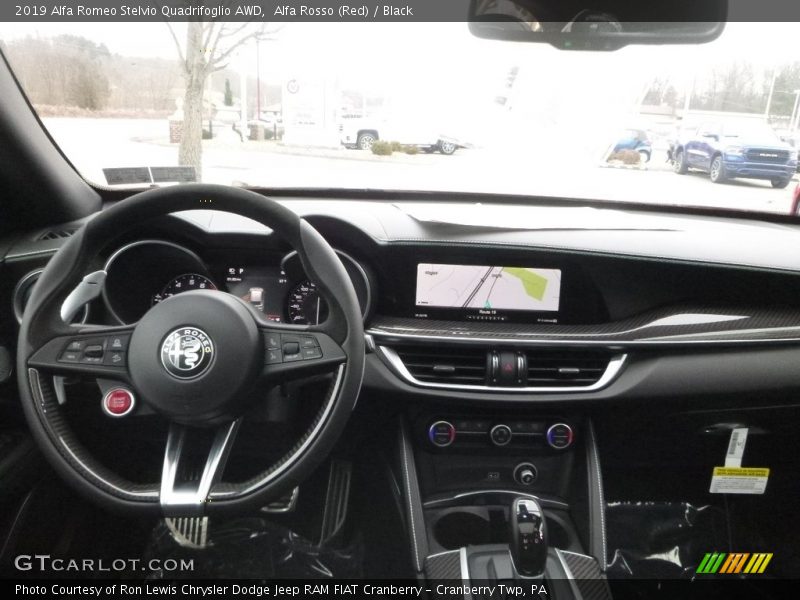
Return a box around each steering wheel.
[16,184,365,516]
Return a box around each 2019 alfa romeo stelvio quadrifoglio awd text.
[0,2,799,599]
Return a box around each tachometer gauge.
[153,273,217,304]
[286,280,328,325]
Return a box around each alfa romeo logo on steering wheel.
[160,327,214,379]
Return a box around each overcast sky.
[1,21,798,133]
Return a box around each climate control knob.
[428,420,456,447]
[546,423,574,449]
[490,424,513,446]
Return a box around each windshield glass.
[1,21,798,214]
[722,121,782,143]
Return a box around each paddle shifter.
[509,497,548,577]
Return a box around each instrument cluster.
[102,240,374,325]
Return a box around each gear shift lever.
[509,497,548,577]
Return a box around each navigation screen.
[416,264,562,313]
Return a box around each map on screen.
[416,264,561,312]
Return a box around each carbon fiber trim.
[424,550,462,580]
[586,420,607,569]
[368,305,800,346]
[557,550,612,600]
[398,418,428,572]
[29,369,159,502]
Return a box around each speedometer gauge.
[153,273,217,304]
[286,280,329,325]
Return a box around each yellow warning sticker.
[710,467,769,494]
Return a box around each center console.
[370,249,617,595]
[395,408,611,598]
[423,415,575,495]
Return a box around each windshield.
[722,121,782,143]
[1,21,798,214]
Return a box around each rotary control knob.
[513,462,538,486]
[428,420,456,447]
[490,424,513,446]
[546,423,574,449]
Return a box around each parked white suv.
[338,114,459,155]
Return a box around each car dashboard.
[5,197,800,404]
[3,194,800,582]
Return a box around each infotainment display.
[415,263,562,321]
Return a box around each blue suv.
[672,121,797,188]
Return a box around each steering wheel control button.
[102,388,135,417]
[160,327,214,379]
[514,463,538,486]
[302,346,323,359]
[281,335,303,362]
[104,351,126,366]
[300,337,318,349]
[84,344,104,358]
[265,349,282,364]
[66,340,86,352]
[59,350,80,363]
[264,332,281,349]
[546,423,574,450]
[429,420,456,447]
[106,334,130,352]
[283,341,300,356]
[490,424,513,446]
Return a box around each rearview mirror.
[469,0,727,50]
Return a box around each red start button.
[102,388,135,417]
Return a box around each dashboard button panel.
[426,418,575,450]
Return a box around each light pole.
[764,68,778,118]
[790,89,800,133]
[256,38,261,119]
[239,53,248,142]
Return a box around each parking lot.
[45,118,799,216]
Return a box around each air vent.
[38,228,76,241]
[525,350,613,387]
[378,342,625,391]
[393,345,488,385]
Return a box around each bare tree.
[4,35,111,110]
[165,15,279,180]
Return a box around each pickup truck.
[671,121,797,188]
[338,114,460,155]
